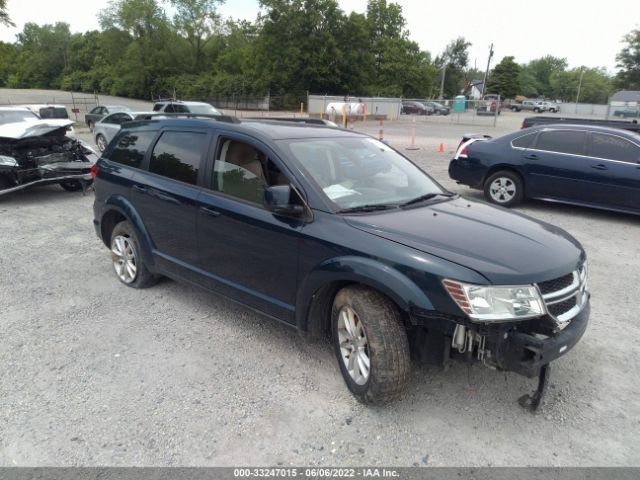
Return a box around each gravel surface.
[1,100,639,467]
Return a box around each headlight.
[0,155,18,167]
[443,279,545,322]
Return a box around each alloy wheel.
[111,235,137,284]
[489,177,517,204]
[337,306,370,385]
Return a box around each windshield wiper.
[400,192,455,207]
[336,204,399,214]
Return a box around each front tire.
[96,134,107,152]
[332,285,410,405]
[484,170,524,207]
[110,220,158,289]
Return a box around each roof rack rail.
[246,117,331,126]
[134,112,240,124]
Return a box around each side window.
[535,131,586,155]
[90,107,101,114]
[149,131,206,185]
[152,103,163,112]
[164,104,175,113]
[109,131,156,168]
[111,113,132,125]
[212,139,286,204]
[174,104,189,113]
[591,134,640,163]
[512,132,537,148]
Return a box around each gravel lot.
[1,97,639,467]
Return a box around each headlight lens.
[0,155,18,167]
[443,279,545,322]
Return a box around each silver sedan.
[93,111,153,152]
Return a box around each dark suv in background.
[93,115,589,407]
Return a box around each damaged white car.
[0,118,97,196]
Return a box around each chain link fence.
[402,97,501,126]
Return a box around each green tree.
[436,37,471,97]
[486,56,520,99]
[525,55,567,97]
[168,0,224,72]
[518,66,540,97]
[550,67,613,104]
[0,0,14,27]
[615,28,640,90]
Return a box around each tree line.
[0,0,638,105]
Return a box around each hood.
[0,119,74,140]
[344,197,585,285]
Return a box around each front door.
[195,135,302,322]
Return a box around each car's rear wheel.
[533,108,540,113]
[110,220,158,289]
[96,134,107,152]
[59,180,88,192]
[332,285,410,405]
[484,170,524,207]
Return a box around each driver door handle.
[524,154,539,160]
[200,206,221,217]
[590,164,608,170]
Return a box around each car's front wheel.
[96,134,107,152]
[332,285,410,405]
[484,170,524,207]
[110,220,158,288]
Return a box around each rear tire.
[59,180,87,192]
[96,134,107,152]
[110,220,158,289]
[332,285,410,405]
[484,170,524,207]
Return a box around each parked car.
[0,106,40,125]
[449,125,640,215]
[541,101,560,113]
[476,94,501,115]
[93,116,590,407]
[613,107,640,118]
[152,100,221,116]
[85,105,132,131]
[21,104,70,119]
[401,101,432,115]
[521,115,640,133]
[424,101,450,115]
[93,111,154,152]
[0,118,97,196]
[511,100,547,113]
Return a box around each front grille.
[538,273,574,295]
[547,296,577,317]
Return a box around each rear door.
[130,128,211,276]
[522,129,591,203]
[583,132,640,211]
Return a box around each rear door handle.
[200,206,221,217]
[148,189,181,205]
[524,154,539,160]
[132,185,147,193]
[590,164,608,170]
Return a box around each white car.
[152,100,221,115]
[93,111,154,152]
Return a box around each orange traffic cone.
[438,143,444,153]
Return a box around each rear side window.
[152,103,163,112]
[149,131,207,185]
[535,131,586,155]
[109,131,156,168]
[591,133,640,163]
[512,132,536,148]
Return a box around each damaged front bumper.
[0,171,93,196]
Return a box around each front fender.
[103,195,155,266]
[295,255,434,331]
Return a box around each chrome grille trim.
[537,265,588,324]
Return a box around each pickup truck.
[511,100,547,113]
[521,115,640,133]
[476,94,501,115]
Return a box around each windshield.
[188,104,220,115]
[0,110,39,125]
[281,137,445,210]
[39,107,68,119]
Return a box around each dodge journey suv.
[93,114,590,407]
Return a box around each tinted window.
[149,131,207,185]
[164,104,175,113]
[109,131,156,168]
[173,104,189,113]
[39,107,68,119]
[90,107,101,114]
[152,103,163,112]
[512,132,537,148]
[535,131,586,155]
[591,134,640,163]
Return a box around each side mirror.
[264,185,305,217]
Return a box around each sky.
[1,0,638,72]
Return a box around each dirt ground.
[1,93,639,466]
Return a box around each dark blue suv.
[93,115,590,406]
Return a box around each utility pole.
[575,67,585,104]
[439,64,447,100]
[481,43,494,96]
